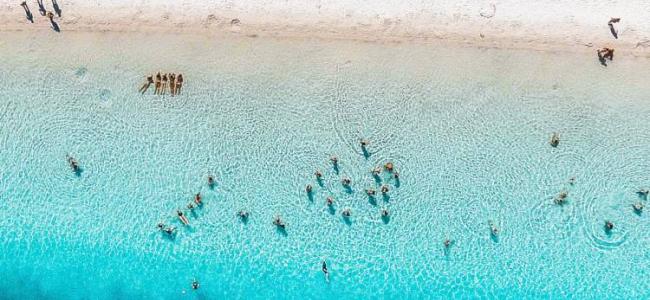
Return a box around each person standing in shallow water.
[322,261,330,282]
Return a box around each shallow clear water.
[1,32,650,299]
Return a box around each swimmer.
[177,210,190,225]
[637,189,649,197]
[139,75,154,94]
[315,170,323,179]
[192,279,200,290]
[154,72,162,94]
[360,139,369,147]
[371,167,382,177]
[488,220,499,236]
[66,155,79,172]
[207,175,215,187]
[187,203,195,210]
[342,208,351,218]
[381,185,389,194]
[605,221,614,231]
[384,162,394,172]
[444,239,452,248]
[326,197,334,206]
[322,261,330,282]
[568,177,576,185]
[157,222,165,230]
[381,208,389,217]
[238,210,250,219]
[164,226,176,235]
[273,215,286,228]
[554,190,568,205]
[194,193,202,206]
[633,202,644,213]
[175,74,183,95]
[393,171,399,179]
[306,184,313,194]
[330,156,338,166]
[366,188,376,196]
[550,132,560,147]
[341,177,351,186]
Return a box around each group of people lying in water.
[139,72,184,95]
[157,192,204,235]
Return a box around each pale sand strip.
[2,0,650,55]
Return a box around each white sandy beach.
[2,0,650,55]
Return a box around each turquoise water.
[1,32,650,299]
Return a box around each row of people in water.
[139,72,184,95]
[554,179,646,215]
[157,176,218,235]
[158,193,204,235]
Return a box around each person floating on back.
[177,210,190,225]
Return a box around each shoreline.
[2,0,650,56]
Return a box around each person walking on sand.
[154,72,162,95]
[139,75,154,94]
[37,0,46,16]
[20,1,34,22]
[46,11,54,22]
[608,18,621,39]
[175,74,183,95]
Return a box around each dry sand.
[2,0,650,55]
